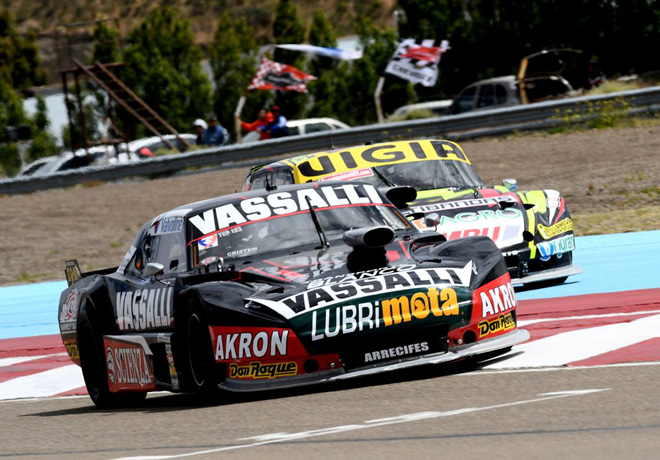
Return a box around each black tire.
[77,307,147,409]
[177,300,221,398]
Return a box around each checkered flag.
[385,39,449,87]
[248,58,317,93]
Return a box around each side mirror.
[424,212,441,228]
[502,178,517,191]
[145,262,164,278]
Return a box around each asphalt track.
[0,231,659,458]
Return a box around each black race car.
[58,182,529,408]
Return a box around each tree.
[306,11,352,123]
[92,21,122,64]
[0,78,26,176]
[27,96,58,163]
[272,0,308,119]
[210,12,265,141]
[122,7,212,137]
[339,17,415,125]
[0,9,47,89]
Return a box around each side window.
[149,232,186,274]
[305,123,331,133]
[453,86,477,113]
[288,126,300,136]
[477,84,495,108]
[249,168,295,190]
[126,226,186,278]
[495,84,508,105]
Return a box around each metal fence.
[2,85,659,195]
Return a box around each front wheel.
[78,307,146,408]
[177,300,222,398]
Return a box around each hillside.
[11,0,394,83]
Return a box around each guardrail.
[2,85,659,195]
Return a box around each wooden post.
[374,76,385,124]
[234,94,247,143]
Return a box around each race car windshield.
[191,204,410,264]
[365,160,484,191]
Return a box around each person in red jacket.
[240,109,274,140]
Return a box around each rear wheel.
[78,307,146,408]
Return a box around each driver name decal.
[115,286,173,331]
[189,184,383,236]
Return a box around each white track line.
[0,353,67,368]
[115,389,610,460]
[518,309,660,326]
[0,364,85,400]
[488,313,660,368]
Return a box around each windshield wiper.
[372,167,396,187]
[305,196,330,249]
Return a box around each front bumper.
[218,328,530,392]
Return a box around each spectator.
[260,106,289,139]
[240,109,274,141]
[201,114,229,146]
[192,119,207,145]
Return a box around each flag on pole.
[385,39,449,87]
[275,44,363,60]
[248,58,317,92]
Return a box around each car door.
[109,218,187,332]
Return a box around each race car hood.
[409,188,529,249]
[227,239,508,363]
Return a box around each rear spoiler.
[64,259,117,286]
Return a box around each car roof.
[287,118,350,129]
[463,75,517,87]
[393,100,452,116]
[127,133,196,151]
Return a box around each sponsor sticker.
[538,218,573,239]
[364,341,430,363]
[318,168,374,182]
[478,312,516,338]
[537,234,575,261]
[211,327,307,362]
[228,361,298,379]
[412,195,517,213]
[310,287,460,341]
[104,337,156,392]
[153,216,184,235]
[60,289,79,324]
[198,234,218,250]
[283,263,472,312]
[65,342,79,361]
[473,274,518,319]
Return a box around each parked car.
[240,118,350,144]
[58,181,528,407]
[447,49,590,115]
[17,134,196,177]
[243,139,582,287]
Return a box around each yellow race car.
[243,139,582,286]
